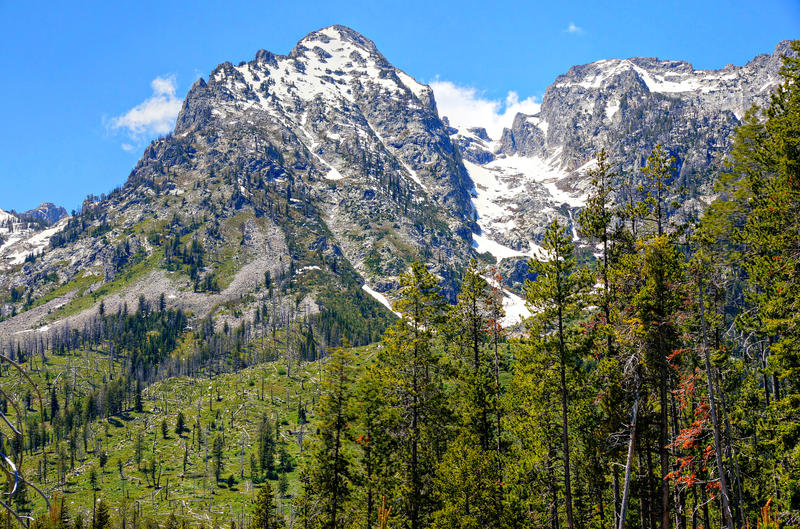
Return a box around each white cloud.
[109,76,183,147]
[429,80,540,140]
[565,22,583,34]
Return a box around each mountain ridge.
[451,39,793,269]
[0,27,792,339]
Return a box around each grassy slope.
[18,343,380,525]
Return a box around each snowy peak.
[119,24,476,304]
[549,40,791,110]
[466,40,793,281]
[20,203,69,225]
[195,24,431,114]
[173,24,459,208]
[498,40,793,165]
[295,25,382,60]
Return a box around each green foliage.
[300,347,356,527]
[93,500,109,529]
[362,262,451,529]
[175,411,186,436]
[212,435,224,482]
[252,483,281,529]
[311,282,395,349]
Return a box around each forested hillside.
[1,39,798,529]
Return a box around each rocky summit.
[452,41,792,267]
[0,26,792,337]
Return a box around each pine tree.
[577,149,633,527]
[257,415,275,477]
[525,218,590,529]
[304,347,356,528]
[371,261,449,529]
[134,380,143,413]
[505,336,566,528]
[175,412,186,437]
[165,513,178,529]
[93,500,109,529]
[641,144,683,529]
[212,435,224,482]
[577,149,619,358]
[252,482,281,529]
[707,40,800,516]
[432,261,505,528]
[448,262,494,448]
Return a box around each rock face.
[0,25,478,336]
[20,203,69,225]
[0,28,793,335]
[454,41,792,272]
[167,25,476,272]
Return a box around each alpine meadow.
[2,20,800,529]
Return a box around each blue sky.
[1,1,797,213]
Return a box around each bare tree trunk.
[698,284,735,528]
[558,305,575,529]
[613,465,621,529]
[715,372,745,526]
[549,448,560,529]
[646,433,658,529]
[618,390,640,529]
[670,387,686,529]
[659,368,670,529]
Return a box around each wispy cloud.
[429,80,540,140]
[109,75,182,150]
[565,22,584,34]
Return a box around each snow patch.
[2,218,68,266]
[472,233,525,261]
[567,210,580,242]
[501,289,530,327]
[362,284,399,316]
[483,274,531,327]
[397,70,428,101]
[605,99,620,119]
[488,156,586,208]
[325,168,345,181]
[555,58,746,96]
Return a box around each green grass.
[45,250,163,321]
[30,272,103,311]
[17,343,380,525]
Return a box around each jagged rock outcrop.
[19,203,69,225]
[0,25,479,336]
[454,41,793,275]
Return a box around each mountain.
[0,25,477,339]
[0,28,791,338]
[0,207,70,271]
[450,41,792,283]
[20,202,69,225]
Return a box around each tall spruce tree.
[639,143,682,529]
[525,219,590,529]
[372,261,449,529]
[252,482,281,529]
[432,262,504,528]
[304,347,356,528]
